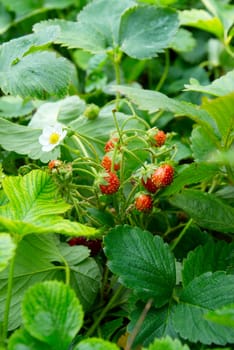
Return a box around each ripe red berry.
[141,177,158,193]
[104,137,119,153]
[99,171,120,194]
[135,193,153,212]
[152,164,174,188]
[154,130,166,147]
[101,154,120,171]
[48,160,62,169]
[68,236,102,256]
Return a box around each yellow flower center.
[49,132,60,144]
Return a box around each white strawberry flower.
[39,123,67,152]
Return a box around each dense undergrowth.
[0,0,234,349]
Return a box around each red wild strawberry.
[99,171,120,195]
[68,236,102,256]
[152,164,174,188]
[48,160,62,169]
[101,154,120,171]
[135,193,153,212]
[141,177,158,194]
[104,137,119,153]
[154,130,166,147]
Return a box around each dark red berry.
[141,177,158,193]
[68,236,102,256]
[154,130,166,147]
[101,155,120,171]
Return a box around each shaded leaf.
[104,225,176,307]
[129,303,177,347]
[0,96,34,118]
[170,189,234,233]
[170,28,196,53]
[190,125,219,162]
[22,281,84,350]
[172,272,234,344]
[182,241,234,286]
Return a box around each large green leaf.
[144,336,190,350]
[0,170,97,237]
[34,0,135,53]
[128,303,177,347]
[0,233,16,272]
[182,241,234,286]
[0,51,71,99]
[201,93,234,145]
[190,125,219,162]
[170,189,234,233]
[112,85,218,133]
[74,338,120,350]
[0,234,94,330]
[104,225,176,307]
[22,281,83,350]
[172,272,234,344]
[184,71,234,96]
[161,163,219,197]
[119,6,179,59]
[0,234,62,330]
[0,3,11,34]
[0,27,72,98]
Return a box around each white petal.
[42,144,56,152]
[39,134,49,145]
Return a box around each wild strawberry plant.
[0,0,233,349]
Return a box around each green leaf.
[59,243,102,311]
[34,0,135,53]
[22,281,84,350]
[172,272,234,344]
[201,93,234,145]
[119,6,179,59]
[0,51,71,99]
[182,241,234,286]
[0,117,60,163]
[112,85,217,132]
[129,303,177,347]
[170,189,234,233]
[74,338,120,350]
[0,170,97,237]
[190,125,219,162]
[202,0,234,38]
[144,336,190,350]
[0,26,60,70]
[104,225,176,307]
[179,9,223,38]
[0,96,34,118]
[0,233,16,272]
[184,71,234,96]
[169,28,196,53]
[8,328,52,350]
[70,258,101,311]
[161,163,219,197]
[0,3,11,34]
[205,304,234,328]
